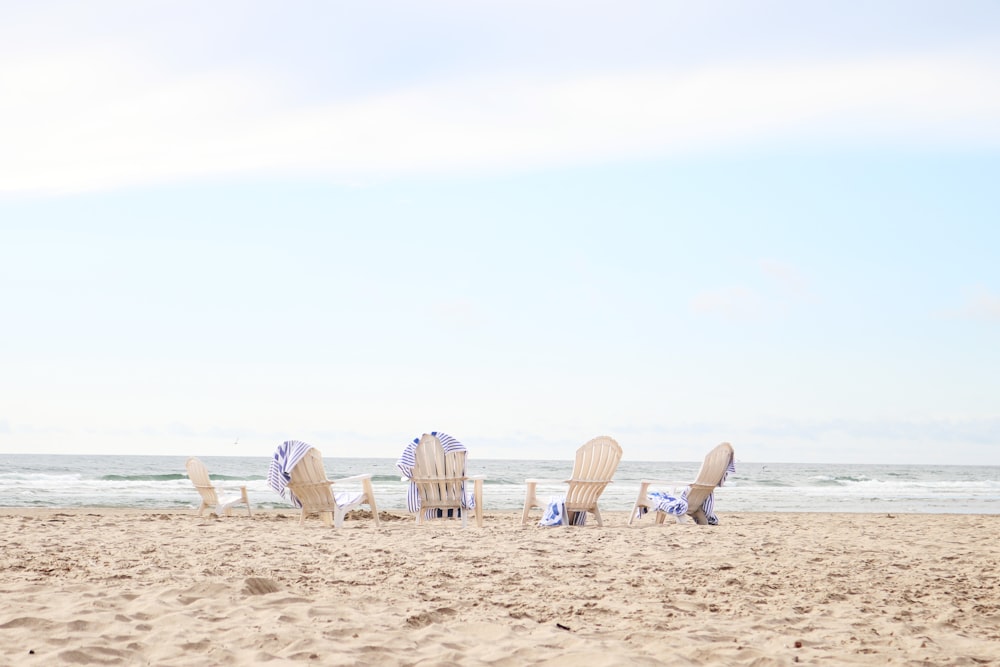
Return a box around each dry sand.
[1,509,998,666]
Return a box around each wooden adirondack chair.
[521,436,623,526]
[286,448,380,528]
[627,441,735,526]
[410,433,485,528]
[185,457,252,518]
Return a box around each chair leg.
[474,479,484,528]
[520,482,538,525]
[240,487,252,518]
[363,479,380,527]
[628,481,652,526]
[592,504,603,527]
[557,501,573,527]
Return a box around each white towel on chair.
[334,491,364,510]
[539,496,587,526]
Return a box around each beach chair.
[185,457,253,518]
[409,433,485,528]
[627,442,735,526]
[286,448,380,528]
[520,436,623,527]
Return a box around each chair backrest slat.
[683,442,734,522]
[413,434,466,510]
[693,442,734,487]
[186,458,219,505]
[565,436,622,511]
[685,484,714,510]
[288,449,336,511]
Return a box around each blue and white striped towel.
[648,490,689,517]
[396,431,474,515]
[638,455,737,524]
[267,440,313,508]
[539,497,588,526]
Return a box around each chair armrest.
[638,480,689,492]
[524,478,562,484]
[467,475,486,481]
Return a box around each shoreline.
[4,455,998,515]
[2,510,999,664]
[2,507,998,518]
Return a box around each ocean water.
[1,454,998,515]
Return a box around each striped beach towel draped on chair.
[648,490,690,517]
[396,431,473,513]
[267,440,314,508]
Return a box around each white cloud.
[759,259,814,301]
[431,299,490,329]
[690,285,766,320]
[952,286,1000,321]
[2,48,999,195]
[691,261,817,320]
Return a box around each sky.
[2,1,999,464]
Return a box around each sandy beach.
[1,509,998,666]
